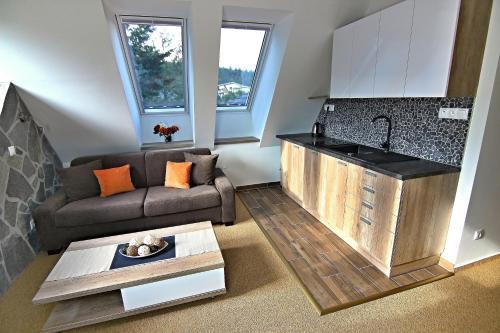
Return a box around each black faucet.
[371,115,392,152]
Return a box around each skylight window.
[118,16,188,114]
[217,22,271,112]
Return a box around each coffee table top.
[33,221,224,304]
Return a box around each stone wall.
[0,83,61,295]
[316,97,473,167]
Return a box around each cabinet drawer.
[369,223,395,267]
[362,169,402,196]
[354,209,395,266]
[359,200,398,233]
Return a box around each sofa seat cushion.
[55,188,147,227]
[144,185,221,217]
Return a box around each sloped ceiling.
[0,0,401,162]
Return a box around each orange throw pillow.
[93,164,135,197]
[165,161,192,189]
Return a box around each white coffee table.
[33,221,225,332]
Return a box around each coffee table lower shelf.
[43,288,226,332]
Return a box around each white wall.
[213,143,280,187]
[442,0,500,266]
[0,0,140,163]
[0,0,394,186]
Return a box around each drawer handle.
[361,202,373,210]
[359,216,372,225]
[365,170,377,178]
[337,161,348,166]
[362,186,375,194]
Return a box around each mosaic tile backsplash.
[316,97,474,167]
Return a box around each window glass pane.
[217,26,267,110]
[123,21,185,112]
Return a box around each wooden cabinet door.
[288,143,305,203]
[303,149,322,218]
[349,11,381,98]
[405,0,460,97]
[343,163,364,239]
[374,0,414,97]
[318,155,348,230]
[280,141,291,192]
[330,24,353,98]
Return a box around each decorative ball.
[143,234,161,247]
[126,245,139,257]
[157,239,166,248]
[129,237,142,247]
[138,245,151,256]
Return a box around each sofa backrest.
[71,151,147,188]
[145,148,211,186]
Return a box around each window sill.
[214,136,260,145]
[141,140,194,151]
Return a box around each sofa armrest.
[33,190,67,251]
[214,168,235,224]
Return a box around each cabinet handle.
[362,186,375,194]
[359,216,372,225]
[361,202,373,210]
[365,170,377,177]
[337,161,348,166]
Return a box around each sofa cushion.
[58,159,102,202]
[184,152,219,185]
[94,164,135,197]
[144,185,221,217]
[55,188,147,227]
[71,152,147,188]
[164,161,192,189]
[145,148,211,187]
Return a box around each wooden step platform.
[238,186,453,315]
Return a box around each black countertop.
[276,133,460,180]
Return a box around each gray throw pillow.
[184,153,219,185]
[58,159,102,202]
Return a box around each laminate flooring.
[238,186,453,314]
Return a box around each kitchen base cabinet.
[279,142,459,277]
[317,155,348,230]
[280,141,305,204]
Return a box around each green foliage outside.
[126,24,255,109]
[126,24,184,109]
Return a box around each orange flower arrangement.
[154,123,179,142]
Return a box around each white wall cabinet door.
[374,0,414,97]
[330,24,353,98]
[349,12,381,98]
[405,0,460,97]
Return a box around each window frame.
[116,15,190,115]
[216,21,272,113]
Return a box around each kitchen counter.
[277,133,460,180]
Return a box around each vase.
[164,135,172,143]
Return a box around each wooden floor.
[238,186,453,315]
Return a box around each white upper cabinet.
[330,25,353,98]
[330,0,460,98]
[405,0,460,97]
[349,12,381,98]
[374,0,414,97]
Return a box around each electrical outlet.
[323,104,335,112]
[439,108,469,120]
[473,229,485,240]
[8,146,16,157]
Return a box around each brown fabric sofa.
[33,148,235,252]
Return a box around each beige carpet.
[1,196,499,333]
